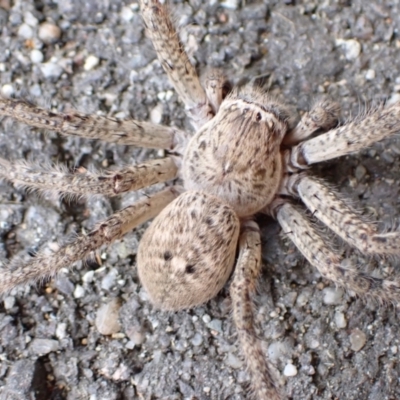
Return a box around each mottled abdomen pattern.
[137,191,240,310]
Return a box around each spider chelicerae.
[1,1,400,399]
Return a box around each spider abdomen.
[137,191,240,310]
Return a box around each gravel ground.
[1,0,400,399]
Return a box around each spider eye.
[256,112,262,121]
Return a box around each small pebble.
[322,287,344,305]
[190,333,203,347]
[30,49,44,64]
[283,363,298,377]
[388,93,400,105]
[221,0,239,10]
[1,84,14,98]
[365,69,376,80]
[225,353,243,369]
[95,298,121,335]
[24,11,38,27]
[82,270,95,284]
[355,164,367,181]
[202,314,211,324]
[334,311,347,329]
[349,328,367,351]
[207,319,222,333]
[17,23,33,39]
[84,55,100,71]
[150,103,163,124]
[54,275,74,295]
[30,338,59,355]
[3,296,15,310]
[38,22,61,44]
[127,326,145,346]
[39,62,63,79]
[101,268,118,291]
[56,323,67,340]
[337,38,361,61]
[73,284,85,299]
[121,5,134,22]
[268,341,286,362]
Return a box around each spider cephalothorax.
[1,1,400,399]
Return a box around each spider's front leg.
[140,0,228,128]
[283,99,340,146]
[231,220,282,400]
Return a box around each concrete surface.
[1,0,400,399]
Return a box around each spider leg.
[0,187,179,294]
[271,200,400,303]
[0,98,187,151]
[230,220,282,400]
[286,102,400,169]
[282,173,400,255]
[140,0,213,129]
[0,157,178,198]
[282,99,340,146]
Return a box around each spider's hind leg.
[0,187,179,294]
[230,220,282,400]
[272,199,400,304]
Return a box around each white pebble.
[387,93,400,106]
[84,55,100,71]
[18,23,33,39]
[337,38,361,61]
[30,338,59,355]
[202,314,211,324]
[190,333,204,347]
[365,69,376,80]
[121,6,134,22]
[82,270,95,283]
[38,22,62,44]
[349,328,367,351]
[322,287,344,305]
[73,284,85,299]
[334,311,347,329]
[101,268,118,291]
[1,84,14,98]
[30,49,44,64]
[3,296,15,310]
[39,62,63,79]
[283,363,298,377]
[95,298,121,335]
[150,103,163,124]
[221,0,239,10]
[56,322,67,340]
[24,11,39,27]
